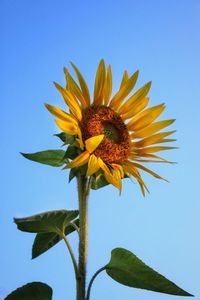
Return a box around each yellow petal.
[55,119,78,135]
[119,81,151,115]
[86,154,100,176]
[123,164,149,196]
[136,145,177,154]
[71,62,90,105]
[93,59,106,105]
[85,134,104,153]
[111,163,124,178]
[45,103,77,125]
[104,65,112,106]
[131,153,175,164]
[63,151,90,169]
[127,103,165,131]
[63,67,69,89]
[133,158,172,163]
[64,68,88,108]
[114,170,122,192]
[130,161,168,182]
[158,138,177,143]
[130,119,176,139]
[121,97,149,120]
[76,128,84,150]
[132,131,176,147]
[120,70,129,88]
[98,158,121,190]
[54,82,82,121]
[109,70,139,111]
[112,164,124,192]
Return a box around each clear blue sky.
[1,0,200,299]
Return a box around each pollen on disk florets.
[80,105,131,164]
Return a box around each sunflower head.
[46,59,176,195]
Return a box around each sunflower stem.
[76,175,90,300]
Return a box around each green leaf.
[90,172,109,190]
[32,219,79,259]
[54,132,75,145]
[14,210,79,235]
[21,150,68,167]
[106,248,193,296]
[4,282,52,300]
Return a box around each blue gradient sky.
[1,1,200,299]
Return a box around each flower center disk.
[80,105,131,164]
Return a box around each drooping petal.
[93,59,106,105]
[113,169,122,192]
[45,103,77,124]
[119,81,151,115]
[55,119,78,135]
[127,103,165,131]
[76,128,84,150]
[111,163,124,178]
[86,154,100,176]
[98,158,121,190]
[64,68,88,108]
[112,164,123,192]
[123,164,149,196]
[130,119,176,139]
[120,70,129,88]
[85,134,104,153]
[109,70,139,111]
[71,62,90,105]
[54,82,82,121]
[131,131,176,147]
[129,161,168,182]
[121,97,150,121]
[104,64,112,106]
[63,151,90,169]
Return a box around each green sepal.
[90,172,109,190]
[4,282,53,300]
[21,150,68,167]
[32,219,79,259]
[105,248,193,296]
[90,171,129,190]
[14,210,79,235]
[54,132,75,145]
[65,145,81,160]
[69,168,80,182]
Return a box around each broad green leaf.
[21,150,68,167]
[32,219,79,259]
[14,210,79,235]
[90,173,109,190]
[106,248,193,296]
[4,282,52,300]
[54,132,75,145]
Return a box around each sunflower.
[45,60,176,194]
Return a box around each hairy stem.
[76,175,90,300]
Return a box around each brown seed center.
[80,105,131,164]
